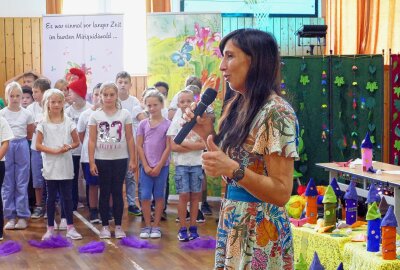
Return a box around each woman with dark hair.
[184,28,299,269]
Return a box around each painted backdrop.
[147,13,222,98]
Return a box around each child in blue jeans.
[167,89,205,241]
[137,90,171,239]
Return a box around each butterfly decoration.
[170,42,193,67]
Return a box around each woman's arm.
[125,123,137,173]
[202,136,293,207]
[88,125,98,176]
[0,140,9,160]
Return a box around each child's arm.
[125,123,137,173]
[180,139,206,151]
[78,131,85,143]
[136,134,152,175]
[88,125,98,176]
[26,123,35,140]
[36,131,69,155]
[170,137,191,153]
[0,140,10,160]
[152,136,171,177]
[65,129,80,150]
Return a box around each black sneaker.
[128,205,142,216]
[89,209,101,224]
[196,210,205,223]
[175,210,190,222]
[201,202,213,216]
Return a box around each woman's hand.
[182,102,215,141]
[202,135,238,178]
[90,162,98,176]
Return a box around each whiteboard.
[42,14,124,92]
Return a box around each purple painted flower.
[251,248,268,270]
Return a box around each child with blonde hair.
[36,89,82,240]
[0,82,34,230]
[89,82,136,239]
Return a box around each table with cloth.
[292,224,400,270]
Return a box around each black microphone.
[174,88,217,144]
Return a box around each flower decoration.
[170,23,222,89]
[366,81,378,93]
[352,140,358,150]
[334,76,345,87]
[352,65,358,71]
[300,75,310,85]
[280,79,286,95]
[360,97,366,109]
[352,81,358,86]
[394,87,400,97]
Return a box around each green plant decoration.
[301,62,307,72]
[394,87,400,97]
[366,81,378,93]
[395,74,399,83]
[395,126,400,137]
[394,112,399,121]
[334,76,345,87]
[368,123,376,132]
[394,140,400,151]
[352,81,358,86]
[395,100,400,112]
[393,61,398,70]
[300,75,310,85]
[369,64,377,75]
[370,136,375,144]
[366,97,376,109]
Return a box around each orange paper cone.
[306,196,318,224]
[381,226,397,260]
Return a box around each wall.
[0,0,46,17]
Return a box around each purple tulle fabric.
[28,235,72,249]
[181,237,216,250]
[120,236,158,249]
[78,241,105,254]
[0,240,22,256]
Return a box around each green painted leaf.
[394,87,400,97]
[366,97,376,109]
[366,81,378,93]
[369,65,376,74]
[368,124,376,132]
[394,140,400,151]
[334,76,345,87]
[394,112,398,121]
[395,100,400,112]
[370,136,375,144]
[394,61,398,70]
[395,126,400,138]
[300,75,310,85]
[301,63,307,72]
[300,102,305,111]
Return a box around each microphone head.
[200,88,217,106]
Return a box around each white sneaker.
[42,229,54,240]
[99,226,111,239]
[139,227,151,239]
[66,227,82,240]
[4,219,16,230]
[53,221,58,230]
[115,226,126,239]
[58,218,67,231]
[150,227,162,239]
[15,219,28,230]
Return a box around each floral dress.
[215,96,299,270]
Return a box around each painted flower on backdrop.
[170,23,222,90]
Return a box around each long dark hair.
[216,29,281,152]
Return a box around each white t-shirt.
[167,116,203,166]
[36,117,76,180]
[65,102,91,156]
[77,107,96,163]
[27,102,43,151]
[0,107,34,140]
[88,109,132,160]
[0,117,14,161]
[121,95,143,133]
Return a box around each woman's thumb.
[206,135,219,152]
